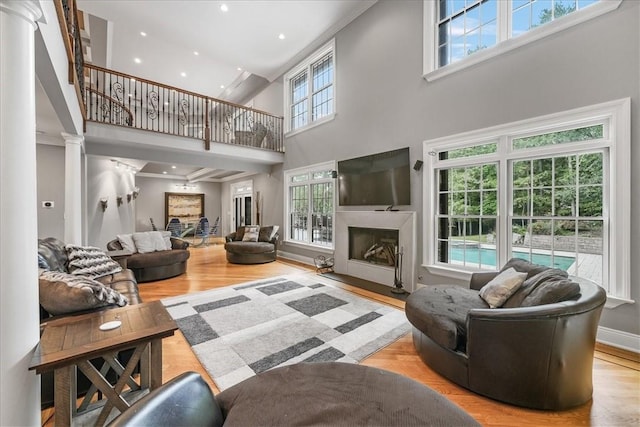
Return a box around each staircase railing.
[55,0,86,120]
[85,64,284,152]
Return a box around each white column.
[62,132,84,245]
[0,1,44,425]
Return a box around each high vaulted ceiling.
[77,0,376,100]
[39,0,376,181]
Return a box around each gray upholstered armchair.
[224,225,279,264]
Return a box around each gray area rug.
[162,275,411,390]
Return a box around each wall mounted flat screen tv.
[337,147,411,206]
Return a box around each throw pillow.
[132,231,156,253]
[258,225,279,242]
[38,253,50,270]
[500,257,549,279]
[39,270,128,316]
[502,268,569,308]
[161,231,173,250]
[520,277,581,307]
[66,245,123,279]
[242,225,260,242]
[150,231,169,251]
[235,226,246,241]
[38,237,68,272]
[479,267,528,308]
[117,234,138,253]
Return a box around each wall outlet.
[42,201,54,209]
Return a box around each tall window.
[285,162,335,248]
[423,99,630,303]
[284,40,335,133]
[512,0,599,37]
[425,0,621,78]
[437,0,498,67]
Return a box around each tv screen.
[337,147,411,206]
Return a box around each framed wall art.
[165,192,204,227]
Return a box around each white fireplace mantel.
[334,211,416,292]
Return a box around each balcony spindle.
[83,64,283,152]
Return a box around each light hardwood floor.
[42,244,640,426]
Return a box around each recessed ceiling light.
[237,67,242,71]
[278,33,285,40]
[220,4,228,12]
[140,31,147,37]
[134,57,141,64]
[162,171,167,175]
[180,72,187,77]
[171,165,177,169]
[193,51,199,56]
[220,85,225,89]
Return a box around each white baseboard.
[277,250,315,267]
[597,326,640,353]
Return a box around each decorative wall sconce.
[117,195,123,207]
[127,193,132,203]
[99,197,108,212]
[132,187,140,199]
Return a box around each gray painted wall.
[252,81,284,117]
[36,144,65,239]
[39,153,224,248]
[221,166,284,240]
[263,1,640,335]
[135,176,222,234]
[86,156,137,249]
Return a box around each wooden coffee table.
[30,300,177,426]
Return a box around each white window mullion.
[499,0,511,41]
[498,135,510,269]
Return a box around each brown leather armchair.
[406,268,606,410]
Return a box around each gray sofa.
[107,236,190,282]
[224,225,278,264]
[405,258,606,410]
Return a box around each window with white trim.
[284,162,335,248]
[284,40,335,134]
[423,99,631,304]
[424,0,622,79]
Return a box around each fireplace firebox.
[348,227,399,267]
